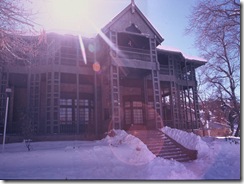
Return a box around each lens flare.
[93,62,101,72]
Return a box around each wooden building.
[0,2,206,138]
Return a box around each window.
[125,100,144,125]
[80,99,89,106]
[60,99,72,106]
[79,108,89,124]
[60,107,72,124]
[75,99,94,124]
[59,98,73,124]
[133,101,143,107]
[133,109,143,124]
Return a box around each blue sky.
[33,0,201,58]
[143,0,199,57]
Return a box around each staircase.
[128,129,197,162]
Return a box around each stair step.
[175,157,193,162]
[160,156,191,162]
[159,151,186,157]
[128,129,197,162]
[158,152,189,158]
[159,147,181,152]
[158,155,189,161]
[148,146,178,152]
[146,142,164,146]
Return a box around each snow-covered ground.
[0,127,240,180]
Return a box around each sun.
[44,0,97,35]
[32,0,102,35]
[34,0,129,36]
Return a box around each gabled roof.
[101,2,164,45]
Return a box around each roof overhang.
[157,46,207,68]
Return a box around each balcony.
[159,64,170,75]
[117,46,151,62]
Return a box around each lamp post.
[2,88,11,152]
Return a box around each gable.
[101,3,164,45]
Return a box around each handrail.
[118,46,150,54]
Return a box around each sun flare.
[45,0,96,35]
[37,0,129,36]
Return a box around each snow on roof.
[157,45,207,63]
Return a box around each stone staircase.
[128,129,197,162]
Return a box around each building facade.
[0,2,206,138]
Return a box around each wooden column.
[150,38,163,129]
[109,31,121,129]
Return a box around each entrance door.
[124,101,144,126]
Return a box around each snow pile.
[161,126,210,158]
[0,130,198,180]
[103,129,156,165]
[143,157,197,180]
[0,128,240,180]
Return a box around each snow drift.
[0,127,240,180]
[103,129,156,165]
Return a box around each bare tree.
[186,0,240,136]
[0,0,46,65]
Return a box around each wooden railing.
[159,65,170,75]
[117,46,151,62]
